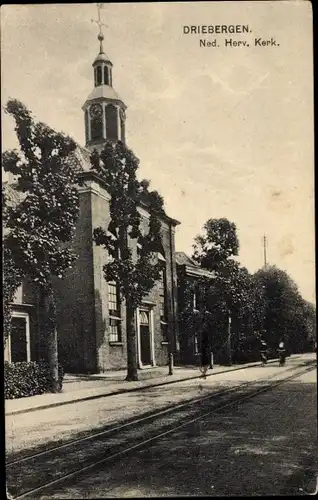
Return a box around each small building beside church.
[4,31,181,374]
[176,252,215,364]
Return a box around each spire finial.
[91,3,108,53]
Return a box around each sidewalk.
[5,356,296,417]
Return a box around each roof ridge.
[175,251,199,267]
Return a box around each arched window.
[90,117,103,141]
[104,66,109,85]
[96,66,102,86]
[105,104,118,141]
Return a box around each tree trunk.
[42,285,60,392]
[125,302,138,381]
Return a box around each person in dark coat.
[278,341,286,366]
[260,340,268,365]
[200,317,211,379]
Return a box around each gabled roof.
[72,146,92,171]
[175,252,198,267]
[176,251,215,279]
[2,182,25,208]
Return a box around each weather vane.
[91,3,108,53]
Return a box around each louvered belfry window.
[105,104,118,141]
[96,66,102,86]
[90,118,103,141]
[104,66,109,85]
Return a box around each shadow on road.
[58,378,317,498]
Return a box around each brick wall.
[54,188,96,373]
[55,174,179,374]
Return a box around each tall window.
[105,104,118,141]
[107,224,121,343]
[6,312,31,363]
[158,268,169,342]
[104,66,109,85]
[108,281,119,312]
[96,66,102,86]
[191,283,199,310]
[90,118,103,141]
[108,281,121,342]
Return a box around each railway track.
[7,359,316,499]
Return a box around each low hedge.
[4,360,64,399]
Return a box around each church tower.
[82,12,127,152]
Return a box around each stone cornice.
[182,265,216,280]
[78,171,180,227]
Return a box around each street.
[5,355,312,457]
[39,368,317,498]
[6,354,317,498]
[3,3,315,498]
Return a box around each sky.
[1,2,315,303]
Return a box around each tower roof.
[82,84,126,108]
[93,51,112,65]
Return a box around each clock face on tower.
[90,103,103,118]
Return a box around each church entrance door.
[138,308,152,366]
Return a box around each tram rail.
[7,359,316,499]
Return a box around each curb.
[5,357,283,417]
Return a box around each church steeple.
[82,4,127,152]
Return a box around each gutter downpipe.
[169,222,177,362]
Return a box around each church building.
[5,29,181,374]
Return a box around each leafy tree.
[253,265,314,353]
[191,218,315,363]
[302,301,316,349]
[193,218,239,271]
[91,141,165,381]
[178,277,217,360]
[192,218,249,363]
[2,99,80,391]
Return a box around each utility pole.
[227,311,232,366]
[263,234,267,268]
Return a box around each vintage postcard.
[2,1,316,498]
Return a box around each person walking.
[260,340,268,366]
[278,341,286,366]
[199,312,211,379]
